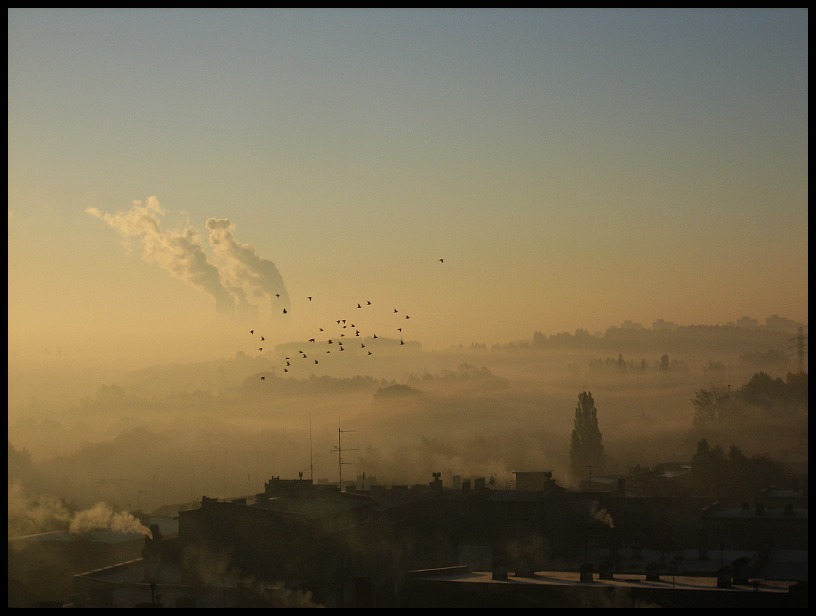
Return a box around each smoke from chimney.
[206,217,291,317]
[86,197,236,315]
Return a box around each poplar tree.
[570,391,605,482]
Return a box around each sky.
[9,8,808,378]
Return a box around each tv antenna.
[787,326,808,374]
[309,412,314,482]
[331,426,357,491]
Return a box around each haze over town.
[8,9,807,533]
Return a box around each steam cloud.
[8,481,72,538]
[69,501,152,538]
[86,197,289,319]
[591,504,615,529]
[8,481,151,539]
[206,217,291,314]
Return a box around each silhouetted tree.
[691,385,730,427]
[688,439,792,501]
[689,438,727,497]
[569,391,604,482]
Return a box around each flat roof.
[407,568,797,594]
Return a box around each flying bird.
[366,300,371,305]
[260,336,265,341]
[282,308,287,314]
[439,258,444,263]
[307,296,312,301]
[261,376,265,380]
[357,303,362,308]
[314,360,319,364]
[250,330,254,334]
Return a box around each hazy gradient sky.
[9,8,808,373]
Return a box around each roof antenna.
[331,425,357,492]
[309,412,314,483]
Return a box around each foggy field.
[9,330,806,521]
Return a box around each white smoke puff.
[8,481,73,538]
[69,501,151,537]
[591,505,615,528]
[206,217,291,316]
[86,197,236,315]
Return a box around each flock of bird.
[250,258,444,378]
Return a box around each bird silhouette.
[314,360,319,364]
[307,296,312,301]
[357,303,362,308]
[308,338,315,342]
[439,258,444,263]
[260,336,265,341]
[261,376,265,380]
[366,300,371,305]
[250,330,254,334]
[367,351,373,355]
[373,334,378,339]
[282,308,287,314]
[394,309,398,313]
[400,339,405,345]
[258,347,263,351]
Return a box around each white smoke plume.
[8,481,150,539]
[86,197,236,315]
[206,217,291,314]
[69,501,152,538]
[591,504,615,529]
[8,481,72,538]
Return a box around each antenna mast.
[309,412,314,482]
[331,426,357,491]
[788,326,808,374]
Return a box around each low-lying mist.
[8,326,807,537]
